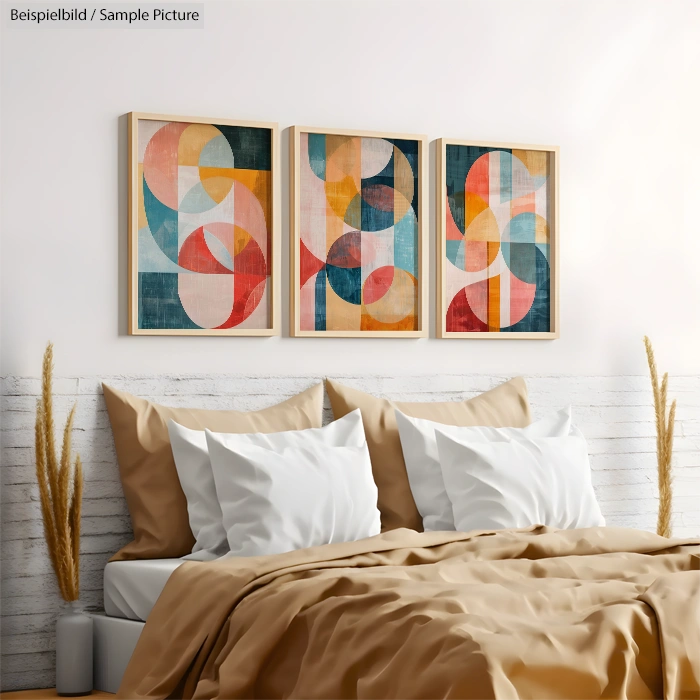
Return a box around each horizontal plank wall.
[1,374,699,691]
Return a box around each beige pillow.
[325,377,532,532]
[103,383,324,561]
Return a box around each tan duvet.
[118,527,700,700]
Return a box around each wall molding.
[1,373,699,691]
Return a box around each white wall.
[2,0,699,378]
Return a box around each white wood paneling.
[1,373,699,691]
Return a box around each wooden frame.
[128,112,280,335]
[436,138,559,339]
[290,125,428,338]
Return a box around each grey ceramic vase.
[56,601,93,696]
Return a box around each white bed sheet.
[104,558,185,621]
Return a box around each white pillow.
[205,410,381,557]
[395,407,573,531]
[167,409,373,560]
[436,431,604,532]
[167,421,228,560]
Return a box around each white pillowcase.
[167,421,228,560]
[436,431,604,532]
[395,407,573,531]
[205,410,381,557]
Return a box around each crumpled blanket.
[118,526,700,699]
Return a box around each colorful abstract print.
[299,133,419,332]
[445,145,551,333]
[137,121,272,330]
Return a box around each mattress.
[104,558,184,621]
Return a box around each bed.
[101,379,700,698]
[113,526,700,699]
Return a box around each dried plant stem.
[35,399,67,600]
[644,336,675,538]
[70,456,83,596]
[41,347,60,522]
[34,343,82,601]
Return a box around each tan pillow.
[325,377,532,533]
[103,383,324,561]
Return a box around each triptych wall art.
[128,113,279,335]
[290,127,427,337]
[437,140,558,339]
[128,113,558,338]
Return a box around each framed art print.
[128,113,279,335]
[290,126,427,337]
[437,139,559,339]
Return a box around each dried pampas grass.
[644,336,676,538]
[35,343,82,601]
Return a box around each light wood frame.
[290,125,428,338]
[127,112,280,336]
[436,138,560,339]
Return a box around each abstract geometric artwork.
[291,127,426,337]
[437,140,558,338]
[128,113,278,335]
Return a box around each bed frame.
[91,613,143,693]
